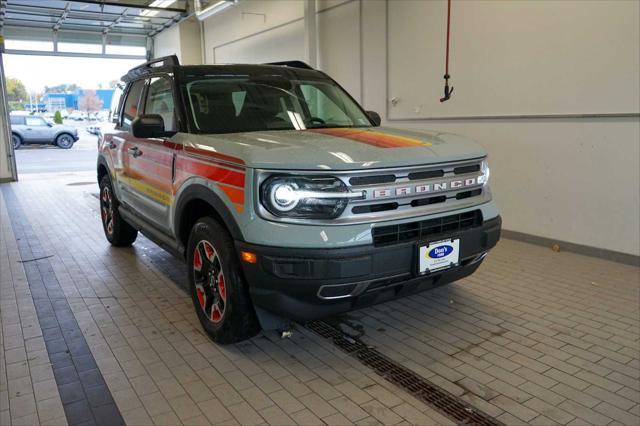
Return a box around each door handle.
[128,147,143,158]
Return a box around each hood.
[175,126,486,170]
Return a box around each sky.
[4,54,144,94]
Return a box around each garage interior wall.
[153,17,203,65]
[157,0,640,258]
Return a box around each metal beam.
[53,3,71,31]
[67,0,185,14]
[0,0,8,30]
[4,48,146,60]
[7,3,176,22]
[103,8,128,34]
[4,20,149,36]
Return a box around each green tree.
[6,77,28,102]
[8,101,25,112]
[53,110,63,124]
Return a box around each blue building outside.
[41,89,114,111]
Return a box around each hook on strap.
[440,74,454,102]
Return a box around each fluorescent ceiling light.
[140,0,175,17]
[196,0,236,21]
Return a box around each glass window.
[25,117,46,126]
[10,116,24,125]
[57,42,102,54]
[299,84,354,127]
[144,77,176,131]
[183,75,371,134]
[122,80,145,129]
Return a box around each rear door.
[120,76,179,233]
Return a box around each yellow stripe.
[368,131,432,147]
[117,173,173,206]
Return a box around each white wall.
[153,17,203,65]
[154,24,181,60]
[193,0,640,256]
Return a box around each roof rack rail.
[124,55,180,81]
[265,61,314,70]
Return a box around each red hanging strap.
[440,0,454,102]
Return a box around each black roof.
[122,55,321,82]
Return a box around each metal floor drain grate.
[307,320,504,426]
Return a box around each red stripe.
[184,146,245,166]
[176,157,245,188]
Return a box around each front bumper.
[237,215,502,322]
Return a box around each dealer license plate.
[419,239,460,273]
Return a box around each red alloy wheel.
[193,240,227,323]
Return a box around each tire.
[11,134,21,149]
[187,217,260,344]
[56,133,74,149]
[99,174,138,247]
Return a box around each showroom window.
[145,77,176,132]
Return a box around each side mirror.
[131,114,168,138]
[366,110,381,127]
[47,122,53,127]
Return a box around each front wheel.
[11,134,21,149]
[56,134,74,149]
[187,217,260,344]
[99,175,138,246]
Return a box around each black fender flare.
[174,184,244,243]
[96,155,112,180]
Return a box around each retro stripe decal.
[308,128,432,148]
[176,157,245,188]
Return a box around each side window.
[122,80,145,129]
[110,84,124,124]
[25,117,46,126]
[144,77,176,131]
[10,116,24,125]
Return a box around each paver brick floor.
[1,172,638,425]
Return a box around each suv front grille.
[372,210,483,247]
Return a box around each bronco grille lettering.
[372,177,479,198]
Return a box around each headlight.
[260,176,363,219]
[477,158,490,186]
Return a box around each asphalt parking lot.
[13,121,103,174]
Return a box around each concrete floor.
[1,172,639,426]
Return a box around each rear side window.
[122,80,145,129]
[10,116,24,125]
[145,77,176,132]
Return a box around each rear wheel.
[187,217,260,344]
[99,174,138,246]
[11,134,21,149]
[56,133,74,149]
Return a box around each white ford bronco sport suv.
[98,56,501,343]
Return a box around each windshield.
[183,74,371,134]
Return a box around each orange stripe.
[308,128,431,148]
[219,185,245,205]
[176,157,245,187]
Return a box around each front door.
[23,116,50,141]
[120,76,179,233]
